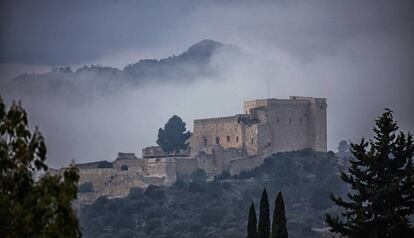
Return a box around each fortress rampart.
[62,96,327,203]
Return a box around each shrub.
[145,185,166,200]
[191,169,208,184]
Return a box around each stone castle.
[56,96,327,203]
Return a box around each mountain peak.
[180,39,239,62]
[188,39,224,51]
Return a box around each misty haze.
[1,1,413,238]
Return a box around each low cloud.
[1,0,413,167]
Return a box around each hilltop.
[79,150,349,238]
[1,39,241,100]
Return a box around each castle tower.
[243,96,327,153]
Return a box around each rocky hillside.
[79,150,349,238]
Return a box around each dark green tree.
[258,188,270,238]
[271,191,288,238]
[247,201,258,238]
[156,115,191,154]
[0,97,81,238]
[191,168,208,184]
[326,109,414,237]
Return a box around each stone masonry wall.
[190,116,244,156]
[73,96,327,203]
[143,157,177,184]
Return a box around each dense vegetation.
[0,97,81,237]
[79,149,347,238]
[326,109,414,237]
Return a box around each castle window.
[121,165,128,171]
[203,138,208,145]
[216,137,220,144]
[227,136,230,143]
[236,136,239,143]
[251,138,254,144]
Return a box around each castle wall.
[229,154,265,175]
[77,167,146,203]
[74,96,327,203]
[244,124,259,155]
[142,146,165,158]
[244,97,327,153]
[243,99,269,114]
[143,157,177,184]
[190,116,244,156]
[309,98,327,152]
[113,158,143,173]
[175,157,198,175]
[195,152,217,176]
[211,146,245,172]
[267,99,312,152]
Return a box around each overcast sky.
[1,0,413,167]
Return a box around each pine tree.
[156,115,191,154]
[271,191,288,238]
[247,202,258,238]
[258,188,270,238]
[326,109,414,237]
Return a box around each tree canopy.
[0,97,81,238]
[258,189,270,238]
[247,202,258,238]
[271,192,288,238]
[326,109,414,237]
[156,115,191,154]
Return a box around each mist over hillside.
[0,40,249,168]
[1,0,413,168]
[2,39,241,101]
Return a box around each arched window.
[203,138,208,145]
[226,136,230,143]
[121,165,128,171]
[236,136,239,143]
[216,137,220,144]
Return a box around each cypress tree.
[326,109,414,237]
[258,188,270,238]
[271,191,288,238]
[247,202,258,238]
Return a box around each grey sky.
[1,0,413,167]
